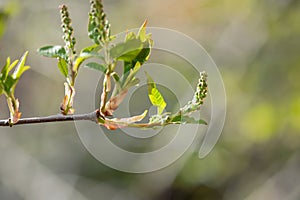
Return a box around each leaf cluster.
[0,52,30,125]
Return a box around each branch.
[0,110,161,129]
[0,110,99,127]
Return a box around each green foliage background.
[0,0,300,199]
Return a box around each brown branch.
[0,110,162,129]
[0,110,99,127]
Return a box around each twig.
[0,110,162,129]
[0,110,99,127]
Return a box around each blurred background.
[0,0,300,199]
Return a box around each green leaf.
[110,38,143,61]
[1,57,18,81]
[1,57,10,80]
[122,62,141,88]
[134,45,151,64]
[73,52,95,72]
[111,72,121,90]
[137,19,148,42]
[81,44,102,53]
[37,45,67,60]
[170,115,207,125]
[85,62,107,73]
[0,52,30,98]
[7,60,18,76]
[13,51,30,80]
[125,32,136,41]
[125,78,140,89]
[58,58,68,77]
[123,61,133,80]
[3,75,17,94]
[145,71,155,92]
[145,72,167,115]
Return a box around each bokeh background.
[1,0,300,199]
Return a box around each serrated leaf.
[149,88,167,114]
[58,58,68,77]
[37,45,67,60]
[85,62,107,73]
[145,72,167,115]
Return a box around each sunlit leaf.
[1,57,18,81]
[137,19,148,42]
[145,72,167,115]
[73,52,96,72]
[13,51,30,80]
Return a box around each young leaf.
[137,19,148,42]
[145,72,167,115]
[170,115,207,125]
[111,72,121,92]
[73,53,94,72]
[103,110,148,130]
[3,75,17,94]
[12,51,30,80]
[1,57,18,81]
[58,58,68,77]
[122,62,141,88]
[85,62,107,73]
[105,89,128,116]
[37,45,67,60]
